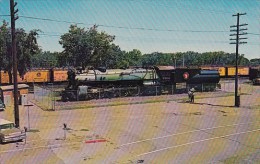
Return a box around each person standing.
[188,90,192,102]
[190,88,195,103]
[188,88,195,103]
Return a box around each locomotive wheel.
[124,88,137,97]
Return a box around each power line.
[2,14,260,40]
[2,14,260,35]
[248,32,260,36]
[0,14,10,17]
[19,15,92,26]
[2,14,230,33]
[36,32,260,46]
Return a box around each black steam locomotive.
[61,66,220,101]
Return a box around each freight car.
[61,66,220,101]
[249,67,260,85]
[0,68,68,85]
[201,66,249,78]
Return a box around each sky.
[0,0,259,59]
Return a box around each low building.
[0,84,29,106]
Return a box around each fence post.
[53,92,56,111]
[76,89,79,101]
[41,87,43,103]
[33,81,35,99]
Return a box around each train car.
[201,66,250,78]
[154,66,175,85]
[24,69,51,83]
[226,66,249,77]
[51,68,68,83]
[0,71,9,84]
[0,71,26,84]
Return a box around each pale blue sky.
[0,0,259,59]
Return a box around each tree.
[250,58,260,66]
[31,51,60,68]
[125,49,142,66]
[59,25,115,69]
[0,21,10,84]
[17,29,40,76]
[102,44,127,69]
[0,21,40,83]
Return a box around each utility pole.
[182,54,185,67]
[10,0,19,127]
[230,13,248,107]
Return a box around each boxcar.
[227,67,249,77]
[51,68,68,83]
[0,71,9,84]
[24,69,51,83]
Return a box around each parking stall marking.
[136,128,260,157]
[118,121,259,147]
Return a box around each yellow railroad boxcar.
[227,67,249,76]
[0,71,9,84]
[53,69,68,82]
[24,70,51,83]
[17,74,26,83]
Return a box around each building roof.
[0,119,14,125]
[0,84,29,91]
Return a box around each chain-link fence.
[33,83,219,111]
[33,83,56,111]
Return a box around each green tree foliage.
[31,51,60,68]
[250,58,260,66]
[125,49,142,66]
[0,21,10,72]
[16,29,40,76]
[102,44,126,69]
[59,25,115,68]
[141,52,174,67]
[140,51,250,67]
[0,21,40,83]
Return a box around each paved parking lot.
[0,81,259,163]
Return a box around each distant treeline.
[31,50,259,68]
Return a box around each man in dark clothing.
[190,92,194,103]
[188,88,195,103]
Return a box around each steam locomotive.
[61,66,220,101]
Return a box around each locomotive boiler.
[61,67,160,101]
